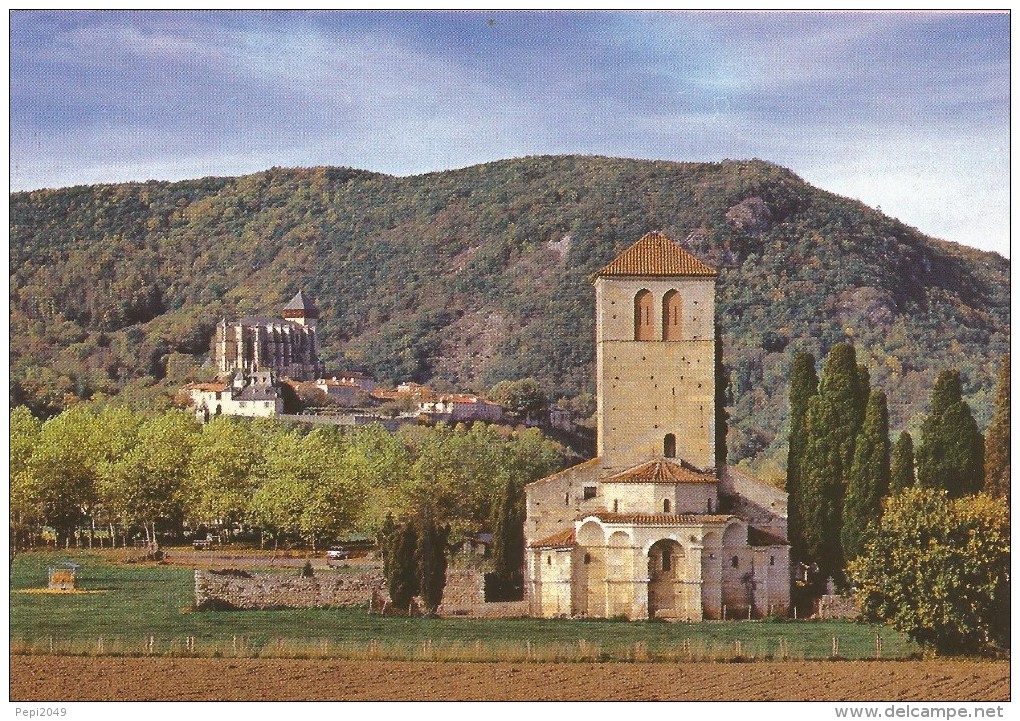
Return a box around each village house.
[189,370,284,421]
[419,393,504,423]
[525,232,790,620]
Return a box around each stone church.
[213,290,325,381]
[525,232,790,620]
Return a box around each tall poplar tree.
[786,352,818,562]
[841,390,890,561]
[917,370,984,498]
[983,355,1010,501]
[890,431,915,494]
[800,343,868,580]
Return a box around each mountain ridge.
[9,155,1009,479]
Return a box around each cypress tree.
[983,355,1010,501]
[416,511,450,616]
[841,390,890,561]
[387,520,419,611]
[786,352,818,562]
[799,343,868,581]
[715,323,729,473]
[917,370,985,498]
[378,512,397,581]
[890,431,915,494]
[491,475,525,597]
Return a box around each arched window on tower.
[634,289,654,340]
[663,499,671,513]
[664,433,677,458]
[662,290,683,341]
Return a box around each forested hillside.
[10,156,1010,477]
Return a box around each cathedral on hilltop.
[213,290,325,381]
[526,232,790,620]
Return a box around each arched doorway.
[647,538,686,619]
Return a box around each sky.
[9,10,1011,257]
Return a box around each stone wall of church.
[524,459,605,545]
[601,480,718,515]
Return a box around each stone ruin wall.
[193,569,529,618]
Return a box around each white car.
[325,546,350,563]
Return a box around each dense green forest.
[9,156,1010,478]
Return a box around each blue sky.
[9,10,1010,256]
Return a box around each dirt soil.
[10,655,1009,701]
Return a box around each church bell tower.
[593,232,717,473]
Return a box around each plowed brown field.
[9,655,1009,701]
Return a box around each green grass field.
[10,550,918,661]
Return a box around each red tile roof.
[188,383,228,392]
[529,528,576,548]
[579,511,733,525]
[595,231,717,278]
[605,459,717,484]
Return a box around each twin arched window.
[633,290,683,340]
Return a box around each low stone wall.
[818,594,861,620]
[194,569,383,610]
[194,568,530,618]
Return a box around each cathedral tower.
[593,232,717,473]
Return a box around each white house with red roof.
[525,232,790,620]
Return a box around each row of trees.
[786,349,1010,653]
[787,346,1007,582]
[10,405,569,553]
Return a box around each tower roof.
[282,290,319,318]
[595,231,717,278]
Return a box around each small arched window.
[547,555,552,566]
[663,499,671,513]
[707,498,714,513]
[583,553,591,565]
[613,499,619,513]
[731,555,739,569]
[662,290,683,341]
[634,290,654,340]
[664,433,676,458]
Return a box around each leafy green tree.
[109,410,196,544]
[490,378,548,421]
[799,343,868,579]
[785,352,818,562]
[387,520,420,611]
[983,355,1009,501]
[917,370,984,497]
[29,405,109,546]
[416,511,451,615]
[10,407,43,553]
[848,488,1010,654]
[890,431,915,494]
[841,390,890,561]
[186,417,263,533]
